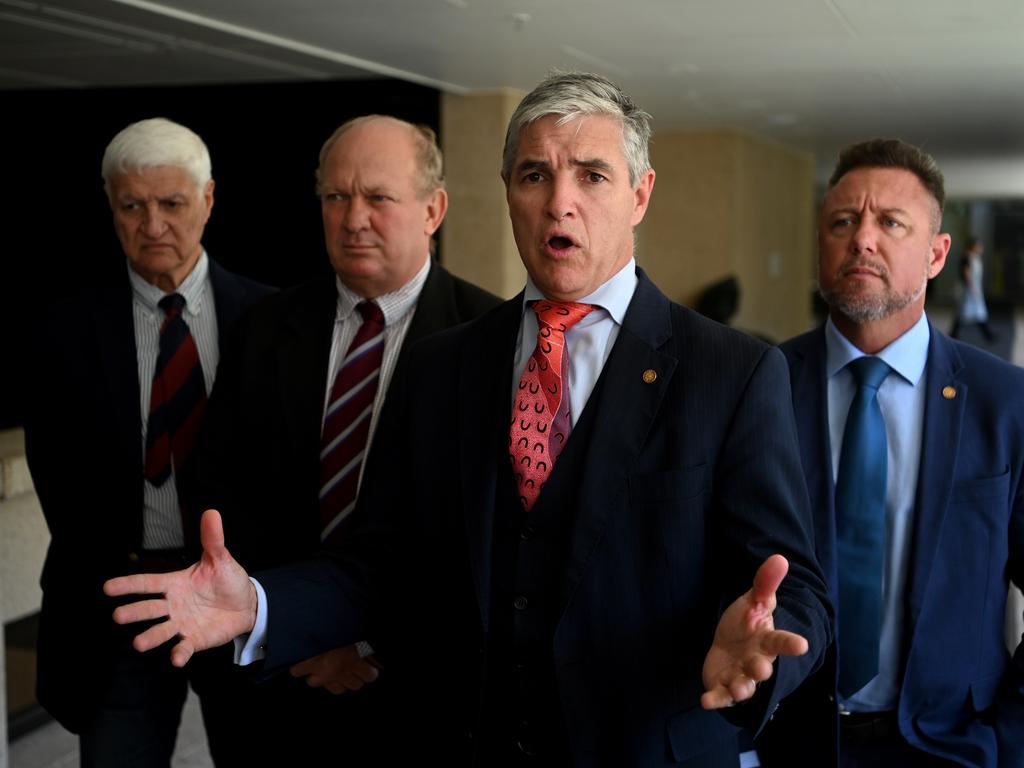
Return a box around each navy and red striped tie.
[319,300,385,541]
[144,293,207,487]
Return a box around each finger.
[340,675,364,692]
[727,675,758,703]
[170,639,195,668]
[325,682,350,695]
[199,509,227,559]
[112,598,169,625]
[104,573,167,597]
[751,554,789,605]
[290,662,312,678]
[352,662,380,684]
[131,620,179,653]
[740,655,776,683]
[759,629,808,658]
[700,686,734,710]
[303,674,323,688]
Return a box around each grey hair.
[501,71,652,187]
[101,117,212,196]
[315,115,445,198]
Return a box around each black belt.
[839,709,898,746]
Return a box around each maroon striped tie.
[319,301,385,540]
[144,293,207,487]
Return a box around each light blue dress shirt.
[825,312,930,711]
[511,258,639,424]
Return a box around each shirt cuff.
[232,577,269,665]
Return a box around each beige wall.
[440,90,525,299]
[642,129,816,342]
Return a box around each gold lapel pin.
[942,386,957,400]
[642,369,657,384]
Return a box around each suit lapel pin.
[942,386,957,400]
[642,369,657,384]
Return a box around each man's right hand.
[104,509,257,668]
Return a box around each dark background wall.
[0,77,440,428]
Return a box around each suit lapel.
[95,277,144,478]
[459,296,523,631]
[208,258,246,346]
[557,272,677,615]
[906,327,965,627]
[277,277,337,464]
[788,329,840,599]
[401,261,456,349]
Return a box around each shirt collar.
[128,250,210,316]
[825,311,930,386]
[522,257,638,325]
[334,254,431,327]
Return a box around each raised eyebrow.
[878,207,911,219]
[572,158,615,173]
[515,159,551,175]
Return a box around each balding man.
[192,115,499,763]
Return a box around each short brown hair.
[828,138,945,230]
[315,115,445,197]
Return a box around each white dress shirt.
[129,251,217,550]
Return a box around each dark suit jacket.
[22,258,273,732]
[195,260,501,569]
[258,269,832,767]
[760,323,1024,768]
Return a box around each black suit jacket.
[195,260,501,569]
[758,324,1024,768]
[22,258,273,732]
[258,268,832,767]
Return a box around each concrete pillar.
[440,89,526,300]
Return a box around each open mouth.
[547,234,577,253]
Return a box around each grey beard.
[819,278,926,323]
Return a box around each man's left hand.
[701,554,809,710]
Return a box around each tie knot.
[532,300,594,334]
[158,293,186,318]
[356,300,384,325]
[848,356,891,391]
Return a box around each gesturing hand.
[103,509,258,667]
[701,554,809,709]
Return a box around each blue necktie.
[835,355,891,697]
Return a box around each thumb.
[199,509,227,559]
[751,554,789,605]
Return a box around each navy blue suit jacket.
[761,323,1024,767]
[23,258,273,732]
[257,269,831,767]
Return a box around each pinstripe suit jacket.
[258,267,832,766]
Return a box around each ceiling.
[4,0,1024,191]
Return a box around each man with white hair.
[23,117,272,766]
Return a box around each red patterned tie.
[509,300,594,511]
[319,301,385,540]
